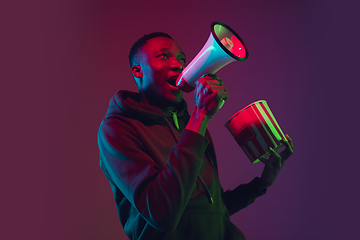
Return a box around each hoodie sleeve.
[98,116,209,232]
[203,129,266,216]
[222,177,267,216]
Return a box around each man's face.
[136,37,186,108]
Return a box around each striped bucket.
[224,100,286,163]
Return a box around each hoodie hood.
[105,90,189,125]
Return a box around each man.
[97,32,293,240]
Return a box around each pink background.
[2,0,359,239]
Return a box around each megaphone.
[176,21,249,92]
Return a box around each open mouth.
[167,76,179,87]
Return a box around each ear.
[131,65,143,79]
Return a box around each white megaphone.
[176,21,249,92]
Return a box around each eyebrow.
[157,48,186,57]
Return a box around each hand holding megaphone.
[176,21,249,93]
[193,73,228,116]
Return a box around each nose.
[170,59,184,73]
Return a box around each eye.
[179,58,186,64]
[157,53,169,59]
[178,53,186,64]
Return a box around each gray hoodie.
[97,90,266,240]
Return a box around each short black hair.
[128,32,173,67]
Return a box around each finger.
[200,75,223,86]
[205,79,224,86]
[203,73,219,80]
[200,85,212,98]
[196,78,220,89]
[197,76,224,89]
[211,89,229,102]
[201,85,227,99]
[279,139,294,165]
[285,134,294,149]
[269,147,282,168]
[259,156,267,164]
[196,79,212,95]
[218,99,226,109]
[210,84,227,92]
[281,136,294,155]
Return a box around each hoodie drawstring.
[198,176,214,204]
[168,110,179,129]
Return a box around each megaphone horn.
[176,21,249,92]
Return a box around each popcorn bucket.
[224,100,287,163]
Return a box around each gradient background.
[2,0,359,239]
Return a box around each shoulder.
[98,114,139,142]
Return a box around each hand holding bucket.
[225,100,288,164]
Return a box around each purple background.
[2,0,359,239]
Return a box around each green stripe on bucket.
[262,102,286,140]
[255,103,281,141]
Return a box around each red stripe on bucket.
[234,126,255,146]
[243,143,257,162]
[248,105,276,149]
[251,137,266,156]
